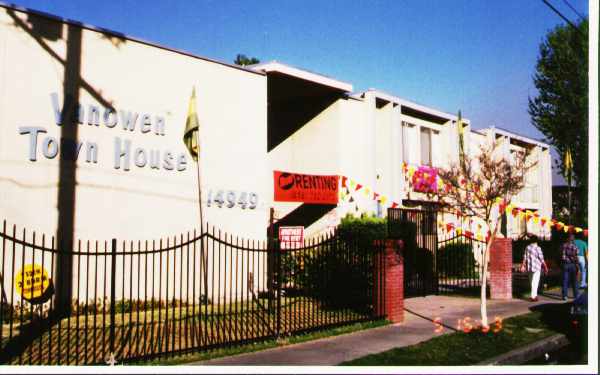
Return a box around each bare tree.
[433,141,536,328]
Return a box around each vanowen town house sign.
[19,93,189,172]
[0,4,270,242]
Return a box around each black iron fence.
[0,220,385,365]
[388,208,438,297]
[436,234,485,295]
[388,208,487,297]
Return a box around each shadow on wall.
[6,7,122,319]
[267,72,344,152]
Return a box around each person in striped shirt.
[520,235,548,302]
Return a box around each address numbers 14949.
[207,189,258,209]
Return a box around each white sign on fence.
[279,226,304,250]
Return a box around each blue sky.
[8,0,590,183]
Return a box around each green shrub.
[437,241,478,278]
[388,218,417,247]
[337,213,387,248]
[297,214,387,311]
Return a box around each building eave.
[251,61,353,92]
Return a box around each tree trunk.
[480,219,500,328]
[480,244,490,327]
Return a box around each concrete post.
[374,239,404,323]
[489,238,513,299]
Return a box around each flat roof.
[250,61,353,92]
[363,89,470,124]
[478,126,550,149]
[0,2,264,77]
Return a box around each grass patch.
[341,310,583,366]
[4,296,378,365]
[136,319,389,365]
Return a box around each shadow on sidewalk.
[528,302,587,363]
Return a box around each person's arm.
[539,248,548,273]
[520,247,528,272]
[541,258,548,273]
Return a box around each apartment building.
[258,62,552,238]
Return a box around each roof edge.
[251,61,353,92]
[364,89,469,124]
[479,126,550,149]
[0,2,265,76]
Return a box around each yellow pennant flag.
[456,228,463,236]
[437,178,444,190]
[408,166,416,178]
[380,196,387,205]
[183,87,200,161]
[564,149,573,174]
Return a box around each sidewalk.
[193,293,567,366]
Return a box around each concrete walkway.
[193,292,567,366]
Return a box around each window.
[420,127,432,166]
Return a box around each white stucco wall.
[0,7,269,243]
[0,7,269,304]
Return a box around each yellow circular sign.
[15,264,50,301]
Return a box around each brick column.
[374,239,404,323]
[489,238,512,299]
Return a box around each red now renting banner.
[274,171,339,204]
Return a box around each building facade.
[0,5,553,244]
[258,63,553,239]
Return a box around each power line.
[541,0,583,36]
[561,0,585,20]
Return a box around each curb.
[478,334,570,365]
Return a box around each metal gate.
[389,208,486,298]
[0,220,385,365]
[436,226,485,295]
[388,208,438,297]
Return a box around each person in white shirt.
[520,235,548,302]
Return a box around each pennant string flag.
[339,173,589,236]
